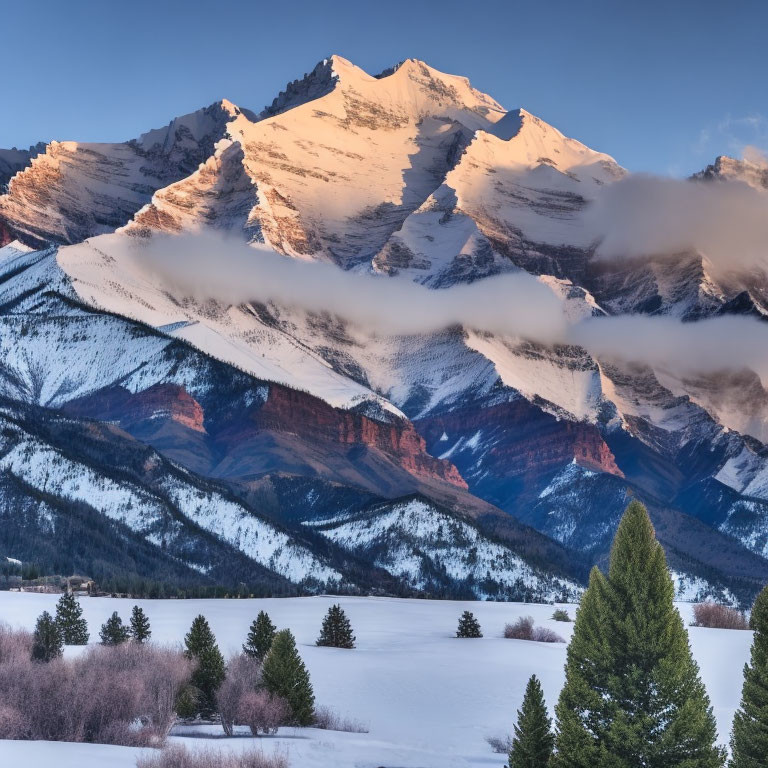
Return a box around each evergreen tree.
[316,604,356,649]
[184,615,226,718]
[555,500,725,768]
[100,611,131,645]
[456,610,483,638]
[31,610,63,663]
[129,605,151,643]
[730,584,768,767]
[243,610,276,660]
[508,675,554,768]
[262,629,315,725]
[54,591,89,645]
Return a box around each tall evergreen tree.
[54,591,89,645]
[129,605,151,643]
[31,611,63,662]
[243,610,276,660]
[262,629,315,725]
[184,615,226,718]
[555,500,725,768]
[730,584,768,767]
[508,675,554,768]
[456,610,483,638]
[100,611,131,645]
[316,604,355,649]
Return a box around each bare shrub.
[217,654,263,737]
[504,616,534,640]
[137,744,289,768]
[0,705,26,739]
[239,690,289,736]
[532,626,566,643]
[691,602,749,630]
[486,734,513,753]
[0,622,32,664]
[312,704,369,733]
[0,627,192,746]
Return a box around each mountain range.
[2,55,768,604]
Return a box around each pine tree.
[456,610,483,638]
[129,605,151,643]
[730,584,768,767]
[555,500,725,768]
[99,611,130,645]
[316,604,355,649]
[243,610,276,660]
[262,629,315,726]
[508,675,554,768]
[184,615,226,718]
[31,610,63,663]
[54,591,89,645]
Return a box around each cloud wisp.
[125,232,768,381]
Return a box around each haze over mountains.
[2,55,768,604]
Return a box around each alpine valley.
[2,56,768,605]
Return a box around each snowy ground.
[0,593,753,768]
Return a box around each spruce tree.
[31,610,63,662]
[508,675,554,768]
[100,611,131,645]
[55,591,89,645]
[730,584,768,767]
[262,629,315,725]
[129,605,151,643]
[184,615,226,718]
[555,500,725,768]
[243,610,276,660]
[316,604,355,649]
[456,610,483,638]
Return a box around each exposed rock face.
[417,394,622,510]
[64,379,467,494]
[693,154,768,191]
[0,102,240,247]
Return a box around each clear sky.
[4,0,767,176]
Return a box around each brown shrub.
[137,744,288,768]
[0,627,192,745]
[691,602,749,630]
[238,690,289,736]
[217,654,263,737]
[312,705,368,733]
[504,616,534,640]
[531,627,566,643]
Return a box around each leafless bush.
[532,627,566,643]
[137,744,289,768]
[0,627,192,745]
[217,654,263,737]
[0,622,32,664]
[312,705,369,733]
[504,616,534,640]
[0,705,25,739]
[239,690,289,736]
[691,602,749,630]
[486,734,513,753]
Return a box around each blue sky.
[4,0,767,176]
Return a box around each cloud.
[127,232,768,381]
[126,231,568,342]
[584,173,768,274]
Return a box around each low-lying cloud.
[127,232,768,380]
[584,173,768,273]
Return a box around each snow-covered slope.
[307,496,580,601]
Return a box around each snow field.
[0,593,753,768]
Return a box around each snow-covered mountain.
[2,56,768,603]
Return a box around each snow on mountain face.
[306,497,580,601]
[693,154,768,191]
[0,102,240,247]
[0,143,46,195]
[122,56,507,267]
